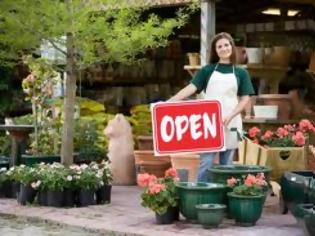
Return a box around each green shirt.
[191,63,255,96]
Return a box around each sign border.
[151,100,225,155]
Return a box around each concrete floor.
[0,186,304,236]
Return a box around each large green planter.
[208,164,272,184]
[176,182,227,220]
[195,203,226,228]
[227,192,264,226]
[294,204,315,236]
[280,171,313,214]
[21,154,61,165]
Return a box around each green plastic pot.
[295,204,315,236]
[195,203,226,228]
[21,154,61,165]
[176,182,227,220]
[280,171,313,214]
[208,164,272,184]
[227,192,264,227]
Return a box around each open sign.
[151,100,225,155]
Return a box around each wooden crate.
[238,138,306,183]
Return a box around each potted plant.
[93,161,113,204]
[4,165,25,198]
[137,168,179,224]
[75,164,101,207]
[0,167,7,197]
[227,173,267,226]
[21,56,62,165]
[17,166,39,205]
[240,119,315,183]
[40,163,68,207]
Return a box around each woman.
[168,32,254,182]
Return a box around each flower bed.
[0,161,112,207]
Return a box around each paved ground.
[0,186,304,236]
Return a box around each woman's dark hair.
[209,32,237,64]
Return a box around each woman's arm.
[223,95,250,126]
[167,84,197,102]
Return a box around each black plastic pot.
[96,185,112,204]
[37,191,48,206]
[155,207,179,224]
[63,189,76,207]
[47,190,64,207]
[18,184,36,205]
[78,189,95,207]
[3,181,20,198]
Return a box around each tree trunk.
[61,32,76,166]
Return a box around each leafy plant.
[227,173,267,197]
[137,168,179,214]
[0,0,198,164]
[247,119,315,147]
[75,165,101,191]
[74,120,106,162]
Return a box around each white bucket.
[253,105,278,119]
[246,48,263,64]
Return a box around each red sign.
[151,100,225,155]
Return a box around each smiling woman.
[167,32,255,182]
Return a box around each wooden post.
[200,0,215,66]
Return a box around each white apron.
[204,64,242,149]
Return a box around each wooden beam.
[200,0,215,66]
[277,0,315,6]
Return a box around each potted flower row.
[0,160,112,207]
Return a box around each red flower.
[137,173,157,187]
[292,131,306,146]
[165,168,178,178]
[276,127,289,138]
[262,130,273,139]
[244,174,256,187]
[227,177,238,187]
[248,127,261,138]
[299,119,315,133]
[148,182,166,194]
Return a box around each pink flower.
[148,183,165,194]
[248,127,261,138]
[276,127,289,138]
[227,177,237,187]
[137,173,157,187]
[256,172,265,180]
[292,131,306,146]
[262,130,273,139]
[165,168,178,178]
[299,119,315,133]
[284,124,294,132]
[244,174,256,187]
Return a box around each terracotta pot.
[309,51,315,72]
[134,150,170,165]
[258,94,292,119]
[235,47,247,64]
[170,154,200,182]
[139,160,171,178]
[136,135,153,150]
[187,53,200,66]
[268,46,291,67]
[308,146,315,170]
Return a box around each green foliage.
[139,174,179,214]
[227,174,267,197]
[74,120,106,162]
[0,131,12,156]
[0,0,198,66]
[17,166,39,186]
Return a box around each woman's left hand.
[223,115,234,127]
